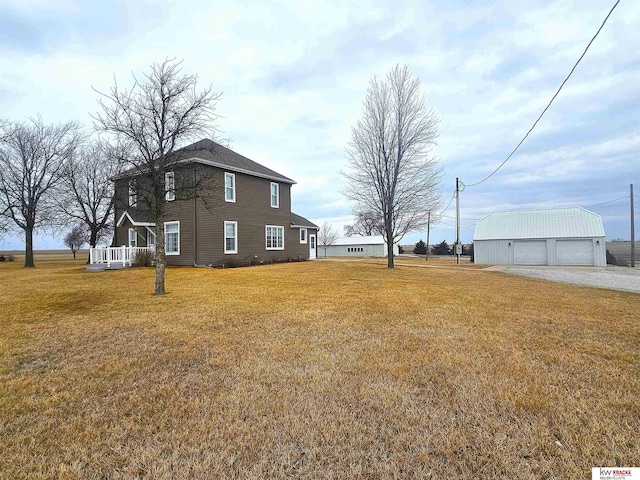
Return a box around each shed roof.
[331,236,386,246]
[473,207,605,240]
[291,213,318,229]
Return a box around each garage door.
[556,239,594,266]
[514,240,547,265]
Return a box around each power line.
[585,195,629,208]
[464,0,621,188]
[441,214,480,221]
[437,190,456,215]
[438,220,477,229]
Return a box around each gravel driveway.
[502,266,640,294]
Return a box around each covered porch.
[88,246,155,271]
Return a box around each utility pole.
[632,184,635,268]
[455,177,460,265]
[426,210,431,261]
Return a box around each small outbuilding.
[318,236,399,258]
[473,207,606,266]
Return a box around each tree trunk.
[87,229,99,264]
[155,221,166,296]
[386,233,395,269]
[24,227,35,268]
[72,250,76,259]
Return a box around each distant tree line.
[409,240,474,258]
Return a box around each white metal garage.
[473,207,606,266]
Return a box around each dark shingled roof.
[113,139,295,184]
[291,213,318,229]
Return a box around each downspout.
[194,166,198,265]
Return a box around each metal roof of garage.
[332,236,386,246]
[473,207,605,240]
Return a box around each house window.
[165,171,175,201]
[147,229,156,248]
[270,182,279,208]
[266,225,284,250]
[128,228,137,247]
[225,172,236,202]
[128,179,137,207]
[165,221,180,255]
[300,228,307,244]
[224,221,237,254]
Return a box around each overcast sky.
[1,0,638,250]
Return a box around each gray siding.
[163,200,197,266]
[474,240,513,265]
[192,169,297,265]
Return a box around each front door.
[309,233,316,260]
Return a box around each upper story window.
[165,171,175,201]
[270,182,279,208]
[225,172,236,202]
[165,221,180,255]
[128,179,137,207]
[300,228,307,244]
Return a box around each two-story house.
[111,139,318,267]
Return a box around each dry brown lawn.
[0,256,638,479]
[322,255,484,269]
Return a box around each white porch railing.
[89,246,155,267]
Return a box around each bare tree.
[343,65,443,269]
[64,225,88,259]
[317,222,339,258]
[0,117,82,267]
[0,217,8,247]
[344,209,383,236]
[0,214,7,239]
[93,59,222,295]
[59,140,121,261]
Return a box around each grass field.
[1,256,639,479]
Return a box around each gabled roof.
[473,207,605,240]
[331,236,386,246]
[291,213,318,229]
[113,139,295,184]
[116,210,155,227]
